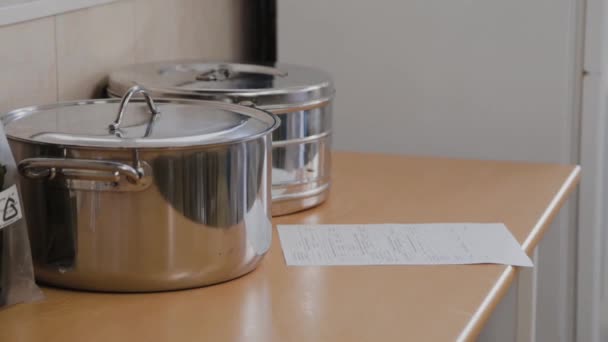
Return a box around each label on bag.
[0,184,22,230]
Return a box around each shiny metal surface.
[4,95,278,292]
[4,99,277,149]
[107,62,333,111]
[107,61,334,215]
[18,157,147,185]
[271,132,331,216]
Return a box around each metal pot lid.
[3,86,279,150]
[107,62,334,112]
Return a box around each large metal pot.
[107,62,334,216]
[3,86,279,292]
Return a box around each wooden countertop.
[0,152,580,342]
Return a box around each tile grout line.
[132,0,137,63]
[53,14,59,102]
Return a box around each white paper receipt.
[0,184,22,230]
[277,223,533,267]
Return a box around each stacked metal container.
[107,62,334,215]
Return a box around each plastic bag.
[0,122,42,309]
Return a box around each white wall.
[578,0,608,341]
[279,1,577,162]
[279,1,581,341]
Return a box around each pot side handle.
[17,158,145,185]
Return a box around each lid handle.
[196,65,233,81]
[195,64,288,81]
[109,85,160,133]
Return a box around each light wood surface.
[0,152,580,342]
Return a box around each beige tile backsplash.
[0,0,245,111]
[56,1,136,100]
[134,0,244,62]
[0,16,57,113]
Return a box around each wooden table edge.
[457,165,581,341]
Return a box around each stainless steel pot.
[107,62,334,216]
[3,86,279,292]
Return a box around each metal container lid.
[107,62,334,113]
[4,86,279,150]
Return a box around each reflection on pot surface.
[153,140,267,227]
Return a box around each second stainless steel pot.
[107,62,334,216]
[3,86,279,292]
